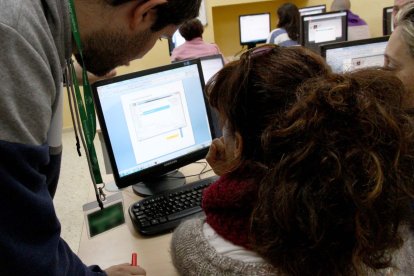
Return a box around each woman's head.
[178,18,204,41]
[251,68,414,275]
[205,45,330,172]
[277,3,300,41]
[331,0,351,11]
[385,2,414,104]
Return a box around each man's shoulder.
[0,0,66,32]
[0,0,26,27]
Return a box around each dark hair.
[106,0,202,32]
[277,3,300,41]
[178,19,204,41]
[205,46,330,174]
[251,68,414,275]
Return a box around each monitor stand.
[132,170,186,197]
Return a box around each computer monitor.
[92,59,215,196]
[168,30,186,55]
[199,54,225,137]
[299,4,326,16]
[320,36,389,73]
[199,54,224,84]
[383,6,394,35]
[301,11,348,53]
[239,13,271,49]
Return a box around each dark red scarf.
[202,173,259,249]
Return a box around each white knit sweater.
[171,218,414,275]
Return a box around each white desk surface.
[77,163,215,275]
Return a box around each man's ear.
[234,132,243,159]
[129,0,167,30]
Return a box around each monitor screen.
[92,59,214,195]
[299,4,326,16]
[320,36,389,73]
[239,13,271,48]
[168,30,186,56]
[199,54,224,84]
[301,11,348,53]
[383,6,394,35]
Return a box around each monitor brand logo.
[164,160,177,166]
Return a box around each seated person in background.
[266,3,300,46]
[385,1,414,104]
[331,0,371,41]
[170,19,226,62]
[170,44,414,275]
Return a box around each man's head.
[73,0,202,76]
[330,0,351,11]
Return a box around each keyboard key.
[167,206,202,221]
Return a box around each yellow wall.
[63,0,395,129]
[212,0,395,58]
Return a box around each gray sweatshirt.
[0,0,105,274]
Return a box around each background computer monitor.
[199,54,224,84]
[239,13,271,49]
[320,36,389,73]
[199,54,225,138]
[168,30,186,55]
[383,6,394,35]
[92,59,215,196]
[301,11,348,53]
[299,4,326,16]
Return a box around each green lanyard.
[68,0,103,184]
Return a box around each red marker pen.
[131,252,137,266]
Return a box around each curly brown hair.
[206,45,330,173]
[251,68,414,275]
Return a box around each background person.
[330,0,371,40]
[0,0,201,275]
[266,3,300,46]
[170,18,226,62]
[385,1,414,106]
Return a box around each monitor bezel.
[298,4,327,16]
[298,5,328,45]
[319,35,390,59]
[199,54,225,67]
[239,12,271,47]
[198,54,225,138]
[300,10,348,53]
[92,59,214,189]
[383,6,394,36]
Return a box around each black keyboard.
[129,175,218,235]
